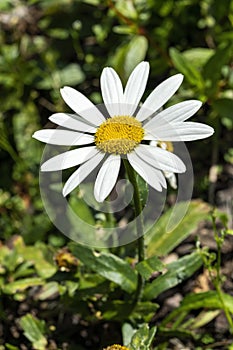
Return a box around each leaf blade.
[69,243,137,293]
[143,252,203,300]
[145,200,211,257]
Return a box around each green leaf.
[122,323,135,348]
[65,280,79,297]
[5,344,20,350]
[0,0,12,10]
[156,327,196,342]
[0,122,19,162]
[37,282,60,300]
[69,195,95,226]
[0,244,11,264]
[180,291,233,314]
[13,102,42,166]
[101,300,133,320]
[69,243,137,293]
[213,98,233,129]
[101,300,158,322]
[130,324,156,350]
[170,47,204,88]
[203,45,233,84]
[131,301,160,323]
[212,98,233,119]
[145,200,211,257]
[111,36,148,83]
[182,48,215,69]
[37,63,85,89]
[81,0,101,5]
[48,28,69,39]
[59,63,85,86]
[113,25,136,35]
[136,256,164,280]
[16,241,57,279]
[19,314,47,350]
[2,277,44,294]
[189,310,220,329]
[115,0,138,20]
[124,36,148,79]
[13,261,35,279]
[143,252,203,300]
[78,273,108,290]
[162,291,233,328]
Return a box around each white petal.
[164,171,177,189]
[136,74,184,122]
[123,61,150,116]
[144,122,214,141]
[32,129,94,146]
[49,113,96,133]
[60,86,105,126]
[127,152,166,191]
[63,151,105,197]
[41,146,97,171]
[144,100,202,130]
[100,67,124,116]
[94,154,121,202]
[135,144,186,173]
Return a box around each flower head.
[103,345,129,350]
[33,61,214,202]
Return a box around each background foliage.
[0,0,233,349]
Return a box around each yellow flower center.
[103,345,129,350]
[95,116,144,155]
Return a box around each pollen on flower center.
[95,115,144,155]
[103,345,129,350]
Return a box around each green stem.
[212,213,233,334]
[208,117,220,205]
[215,246,233,333]
[123,159,145,303]
[215,284,233,334]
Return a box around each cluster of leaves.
[0,0,233,349]
[1,202,233,349]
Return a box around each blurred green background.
[0,0,233,349]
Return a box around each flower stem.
[211,213,233,334]
[123,159,145,303]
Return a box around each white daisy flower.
[33,61,214,203]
